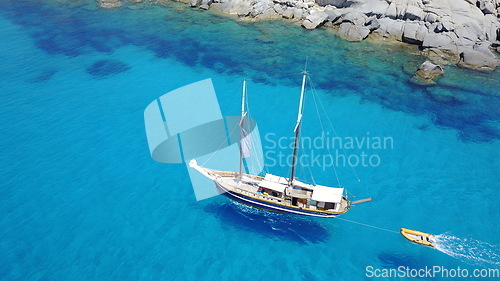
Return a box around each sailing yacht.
[190,71,358,217]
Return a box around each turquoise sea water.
[0,0,499,280]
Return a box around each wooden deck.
[213,172,349,213]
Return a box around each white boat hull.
[214,179,349,218]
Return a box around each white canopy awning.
[311,185,344,203]
[259,180,286,193]
[264,173,288,184]
[292,179,314,190]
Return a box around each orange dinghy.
[400,228,436,247]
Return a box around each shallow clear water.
[0,0,499,280]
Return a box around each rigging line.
[333,216,399,234]
[309,77,342,189]
[346,188,357,198]
[201,121,241,167]
[307,76,361,182]
[306,164,317,186]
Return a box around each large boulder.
[426,0,485,28]
[422,32,458,53]
[273,3,284,15]
[458,49,498,70]
[338,22,370,41]
[433,19,455,33]
[294,8,304,20]
[341,11,368,26]
[324,8,342,22]
[256,8,281,19]
[302,10,329,29]
[251,0,281,19]
[404,4,425,21]
[210,1,228,12]
[374,18,405,40]
[236,2,253,16]
[365,17,380,31]
[200,0,212,10]
[382,0,425,20]
[211,0,254,16]
[355,0,389,18]
[454,22,482,43]
[477,0,496,14]
[424,12,439,23]
[385,2,397,19]
[315,0,348,8]
[402,21,428,44]
[414,60,444,84]
[282,7,295,19]
[473,41,495,54]
[483,14,500,42]
[189,0,202,7]
[99,0,122,8]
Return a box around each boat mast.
[239,78,247,181]
[289,71,307,187]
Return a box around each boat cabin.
[311,185,344,211]
[257,174,288,198]
[257,174,345,211]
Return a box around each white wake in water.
[434,234,500,267]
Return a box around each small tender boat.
[400,228,436,247]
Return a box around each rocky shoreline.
[100,0,499,72]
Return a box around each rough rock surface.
[459,49,497,70]
[123,0,500,70]
[402,21,428,44]
[338,22,370,41]
[302,10,329,29]
[100,0,123,8]
[413,60,444,84]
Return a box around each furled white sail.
[240,126,251,158]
